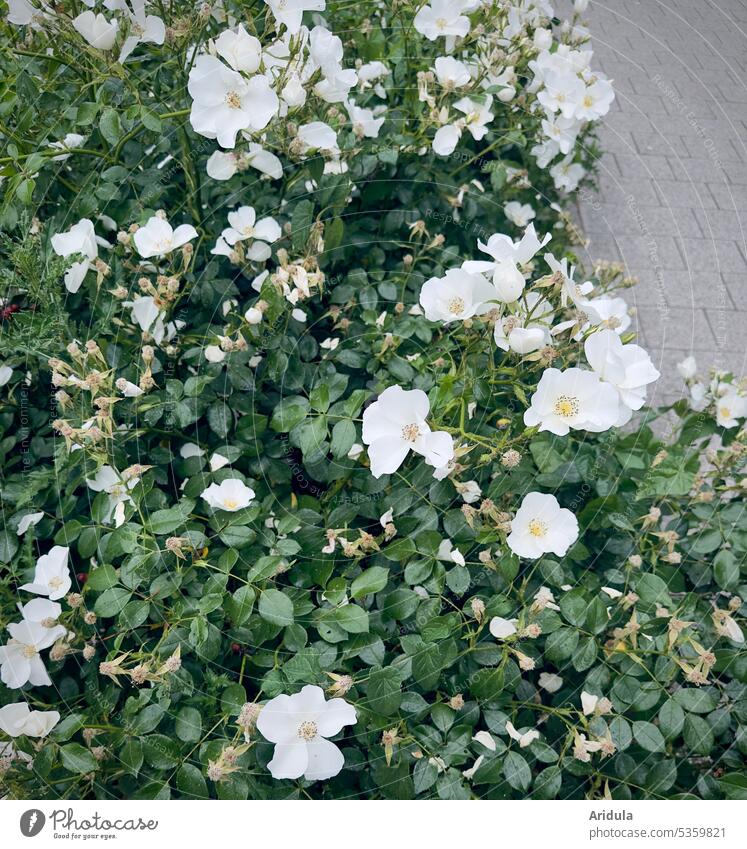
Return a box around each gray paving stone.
[571,0,747,396]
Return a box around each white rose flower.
[463,224,551,303]
[419,268,497,323]
[0,620,67,688]
[48,132,86,161]
[507,492,579,559]
[437,539,465,566]
[472,730,496,751]
[489,617,518,639]
[204,345,226,363]
[245,143,284,179]
[0,703,61,738]
[245,307,264,325]
[550,156,585,192]
[18,598,61,627]
[573,79,614,121]
[209,453,231,472]
[716,389,747,429]
[123,296,163,336]
[524,367,621,435]
[346,102,385,138]
[116,379,144,398]
[505,721,540,748]
[584,329,660,425]
[583,295,631,335]
[206,151,239,181]
[433,56,471,87]
[50,218,98,293]
[188,54,278,148]
[19,546,71,601]
[432,124,462,156]
[0,364,13,387]
[297,121,339,154]
[414,0,471,42]
[504,201,535,228]
[264,0,326,35]
[538,672,564,693]
[72,11,118,50]
[201,478,255,512]
[118,0,165,63]
[676,355,697,380]
[494,291,554,354]
[214,24,262,73]
[361,385,454,478]
[16,512,44,535]
[133,215,198,259]
[180,443,205,459]
[256,684,356,781]
[347,443,364,460]
[454,94,493,140]
[219,206,281,259]
[86,465,139,527]
[456,479,481,504]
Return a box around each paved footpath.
[573,0,747,403]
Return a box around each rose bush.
[0,0,745,801]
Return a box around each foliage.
[0,0,745,801]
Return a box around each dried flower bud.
[501,449,522,468]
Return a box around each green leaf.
[367,666,402,715]
[351,566,389,600]
[226,585,256,626]
[325,217,344,251]
[140,107,162,132]
[532,766,562,799]
[559,588,587,627]
[328,604,369,633]
[635,573,671,605]
[148,507,189,535]
[673,688,717,714]
[291,199,314,251]
[633,720,665,753]
[85,564,119,591]
[93,586,132,617]
[120,739,143,776]
[133,704,165,734]
[713,549,739,590]
[60,743,97,774]
[503,751,531,791]
[208,404,231,438]
[330,419,356,458]
[270,396,310,432]
[658,699,685,739]
[258,589,294,627]
[99,107,122,145]
[719,773,747,800]
[175,707,203,743]
[683,714,714,755]
[176,764,209,798]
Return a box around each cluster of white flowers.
[677,356,747,428]
[529,42,614,189]
[189,9,381,179]
[211,205,281,263]
[5,0,167,64]
[412,0,607,180]
[0,547,71,689]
